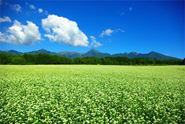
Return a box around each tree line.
[0,53,184,65]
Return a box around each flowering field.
[0,65,185,123]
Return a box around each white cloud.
[0,16,11,23]
[99,28,124,37]
[42,14,89,47]
[129,7,132,11]
[10,4,21,13]
[26,2,35,10]
[30,5,35,9]
[99,29,114,37]
[90,36,96,41]
[115,28,125,33]
[0,20,41,45]
[0,32,6,42]
[90,36,102,48]
[38,8,43,13]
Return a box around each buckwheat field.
[0,65,184,123]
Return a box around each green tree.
[11,56,26,65]
[0,53,13,64]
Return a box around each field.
[0,65,185,123]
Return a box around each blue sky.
[0,0,184,59]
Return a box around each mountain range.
[0,49,181,60]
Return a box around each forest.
[0,53,184,65]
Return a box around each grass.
[0,65,185,123]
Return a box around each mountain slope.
[26,49,51,54]
[146,51,179,60]
[0,49,181,60]
[58,51,81,59]
[81,49,110,58]
[112,51,181,60]
[26,49,59,55]
[0,50,23,55]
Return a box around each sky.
[0,0,184,59]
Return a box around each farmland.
[0,65,185,123]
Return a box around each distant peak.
[89,49,99,52]
[9,50,19,52]
[38,49,47,51]
[149,51,157,54]
[129,51,138,55]
[90,48,96,51]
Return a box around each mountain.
[81,49,110,58]
[58,51,81,59]
[58,49,111,59]
[112,52,139,58]
[26,49,59,55]
[0,49,182,60]
[112,51,180,60]
[26,49,50,54]
[145,51,180,60]
[27,49,50,54]
[0,50,23,55]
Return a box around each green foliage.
[0,53,14,64]
[11,56,26,65]
[183,58,185,65]
[0,53,183,65]
[0,65,185,123]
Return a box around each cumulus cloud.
[38,8,43,13]
[99,29,114,37]
[90,36,102,48]
[0,20,41,45]
[42,14,89,47]
[26,2,35,9]
[0,16,11,23]
[10,4,21,13]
